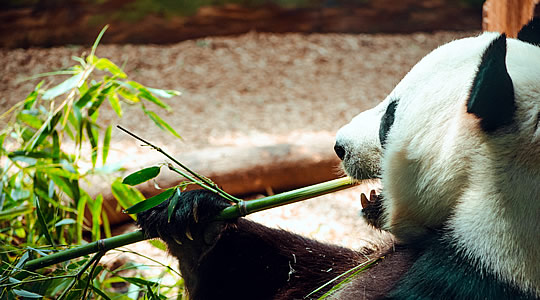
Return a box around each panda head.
[336,21,540,295]
[335,24,540,241]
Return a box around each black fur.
[138,190,369,299]
[385,236,537,300]
[467,34,515,132]
[379,100,398,148]
[518,17,540,46]
[137,190,538,299]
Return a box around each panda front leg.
[137,189,365,300]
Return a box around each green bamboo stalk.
[216,176,354,220]
[23,230,144,271]
[23,177,355,271]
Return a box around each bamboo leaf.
[0,133,6,152]
[52,130,60,163]
[101,209,111,238]
[138,89,171,110]
[128,81,170,110]
[43,72,84,100]
[124,188,174,214]
[142,107,182,139]
[146,282,158,299]
[10,188,30,201]
[90,25,108,59]
[120,276,159,287]
[86,123,98,168]
[26,111,62,151]
[71,104,83,128]
[55,218,76,227]
[47,278,75,298]
[35,195,55,248]
[122,166,161,186]
[167,187,181,223]
[72,55,87,67]
[8,151,50,159]
[87,94,106,118]
[91,194,103,241]
[14,251,30,270]
[39,166,79,181]
[108,92,122,117]
[0,205,32,220]
[12,289,43,298]
[78,118,86,147]
[48,179,55,198]
[23,81,43,109]
[148,239,167,251]
[17,110,43,129]
[50,175,80,201]
[93,57,127,78]
[9,155,37,166]
[91,285,112,300]
[102,125,112,166]
[76,194,87,243]
[75,84,100,109]
[117,87,140,103]
[50,175,73,199]
[147,87,181,98]
[111,180,144,218]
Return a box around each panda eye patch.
[379,100,398,148]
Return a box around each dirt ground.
[1,30,475,284]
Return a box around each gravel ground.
[1,30,475,283]
[1,31,473,153]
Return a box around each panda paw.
[137,189,233,245]
[360,190,384,228]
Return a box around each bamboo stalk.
[23,230,145,271]
[23,177,355,271]
[217,176,354,220]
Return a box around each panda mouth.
[341,161,381,182]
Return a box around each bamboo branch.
[23,177,355,271]
[117,125,241,203]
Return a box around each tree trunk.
[482,0,539,37]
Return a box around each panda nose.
[334,143,346,161]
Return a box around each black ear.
[517,17,540,46]
[467,34,515,132]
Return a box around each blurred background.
[2,0,539,236]
[1,0,483,48]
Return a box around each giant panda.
[137,18,540,300]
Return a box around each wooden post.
[482,0,539,37]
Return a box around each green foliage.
[124,187,174,214]
[122,166,161,186]
[0,27,183,299]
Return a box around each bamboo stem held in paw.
[22,177,356,271]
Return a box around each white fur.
[336,32,540,296]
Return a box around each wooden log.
[482,0,539,37]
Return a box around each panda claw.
[193,202,199,223]
[369,190,378,202]
[361,193,369,209]
[361,190,383,228]
[173,236,183,245]
[186,227,194,241]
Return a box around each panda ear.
[517,17,540,46]
[467,34,515,132]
